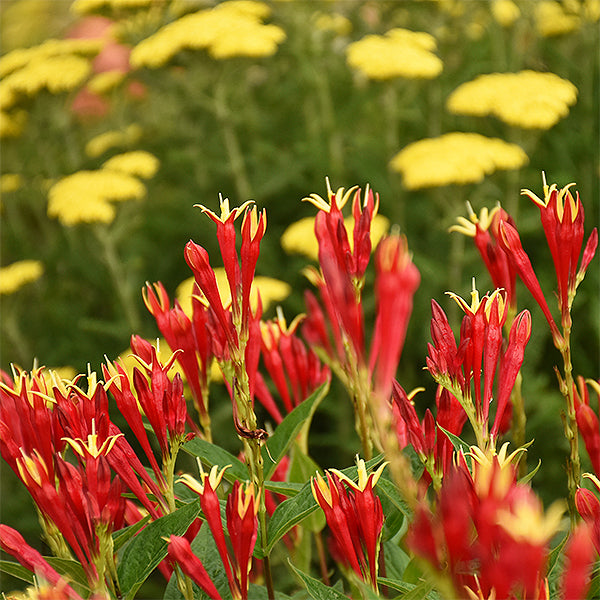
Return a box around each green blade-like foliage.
[289,562,351,600]
[262,382,329,480]
[118,499,201,600]
[182,438,249,482]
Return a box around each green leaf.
[182,438,249,482]
[263,480,304,497]
[0,560,35,584]
[517,459,541,485]
[113,514,151,553]
[263,382,329,480]
[118,499,201,600]
[44,557,90,590]
[289,561,350,600]
[377,476,413,521]
[437,426,471,455]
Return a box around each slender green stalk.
[214,76,252,200]
[93,225,141,334]
[557,325,581,527]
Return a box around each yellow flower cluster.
[313,12,353,36]
[72,0,158,14]
[446,71,578,129]
[281,214,390,261]
[0,260,43,295]
[0,173,22,194]
[0,39,101,136]
[0,109,27,138]
[47,168,147,226]
[390,132,528,190]
[0,38,101,78]
[175,271,290,316]
[102,151,160,179]
[88,71,126,95]
[346,28,443,80]
[130,1,286,68]
[85,124,143,158]
[491,0,521,27]
[535,1,580,36]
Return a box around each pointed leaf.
[0,560,35,584]
[289,562,351,600]
[437,426,471,455]
[517,459,541,486]
[182,438,249,482]
[263,382,329,480]
[112,514,151,553]
[118,500,201,600]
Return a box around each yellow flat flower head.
[447,71,577,129]
[390,132,528,190]
[347,28,442,80]
[103,151,160,179]
[0,260,43,295]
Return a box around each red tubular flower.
[167,535,223,600]
[369,234,420,399]
[143,281,212,419]
[559,523,596,600]
[491,310,532,438]
[497,219,562,342]
[408,446,564,599]
[226,481,259,600]
[0,525,83,600]
[179,467,259,600]
[258,311,330,421]
[311,459,386,589]
[523,179,598,322]
[451,205,518,308]
[575,474,600,554]
[573,377,600,476]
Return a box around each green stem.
[93,225,141,334]
[214,76,252,200]
[558,325,581,527]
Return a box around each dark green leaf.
[118,499,201,600]
[289,561,350,600]
[44,557,89,590]
[517,459,541,486]
[112,514,151,553]
[0,560,35,584]
[264,480,304,497]
[263,382,329,480]
[437,426,471,455]
[182,438,249,482]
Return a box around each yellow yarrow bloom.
[87,70,126,95]
[131,1,285,68]
[281,214,390,261]
[390,132,528,190]
[346,28,443,80]
[0,109,27,138]
[0,174,23,194]
[446,71,578,129]
[313,12,353,36]
[491,0,521,27]
[535,1,580,36]
[0,260,43,295]
[71,0,159,14]
[1,54,90,110]
[102,151,160,179]
[0,38,101,78]
[85,124,143,158]
[175,272,290,316]
[48,169,145,226]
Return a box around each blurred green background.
[1,0,598,594]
